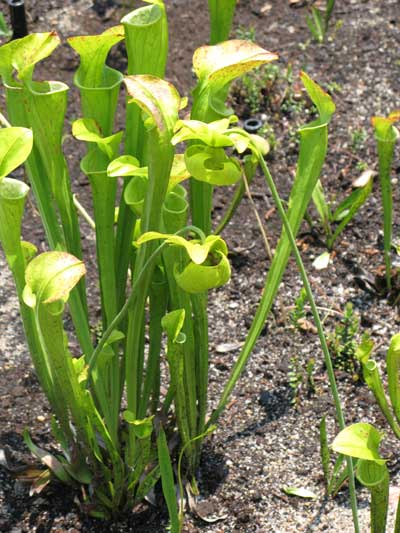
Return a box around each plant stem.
[138,273,168,417]
[191,292,209,439]
[394,496,400,533]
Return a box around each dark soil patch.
[1,0,400,531]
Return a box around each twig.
[242,172,273,261]
[285,304,392,330]
[0,110,11,128]
[73,194,95,229]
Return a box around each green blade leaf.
[208,0,237,44]
[329,178,373,247]
[172,117,237,147]
[23,430,71,483]
[300,71,336,123]
[157,427,180,533]
[23,251,86,307]
[211,73,335,424]
[193,40,278,88]
[0,13,11,38]
[67,26,124,88]
[161,309,186,343]
[332,177,373,222]
[0,32,60,83]
[306,8,324,43]
[136,232,228,264]
[0,127,33,180]
[312,180,331,228]
[319,416,330,484]
[325,0,336,25]
[332,423,385,464]
[386,333,400,423]
[124,74,181,136]
[72,118,123,159]
[175,251,231,293]
[184,145,242,186]
[123,412,154,439]
[107,155,148,178]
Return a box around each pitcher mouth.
[74,66,123,92]
[0,177,30,201]
[121,4,162,28]
[4,79,69,94]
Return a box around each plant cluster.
[288,289,317,406]
[311,172,374,254]
[2,1,400,532]
[290,287,308,330]
[234,61,281,116]
[327,303,360,376]
[331,336,400,532]
[0,11,11,39]
[0,0,350,530]
[288,354,316,408]
[306,0,336,43]
[351,127,368,153]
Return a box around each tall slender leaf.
[372,112,400,289]
[208,0,237,44]
[210,73,335,422]
[157,427,180,533]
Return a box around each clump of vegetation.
[288,354,316,408]
[350,126,368,153]
[0,11,11,39]
[290,287,308,331]
[235,61,280,115]
[258,122,277,152]
[232,25,279,117]
[230,27,308,118]
[332,335,400,532]
[306,0,336,43]
[288,354,303,407]
[356,160,369,172]
[310,170,374,253]
[327,303,360,376]
[289,288,316,406]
